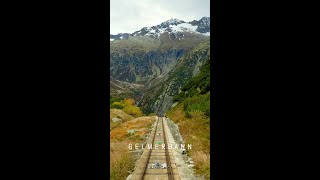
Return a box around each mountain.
[110,17,210,114]
[110,17,210,41]
[165,53,211,179]
[138,40,210,114]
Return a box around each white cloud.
[110,0,210,34]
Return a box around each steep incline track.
[130,117,180,180]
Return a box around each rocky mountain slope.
[110,17,210,114]
[139,40,210,114]
[110,17,210,41]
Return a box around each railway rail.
[129,117,180,180]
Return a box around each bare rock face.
[112,117,122,122]
[167,118,185,145]
[127,129,135,135]
[110,49,185,84]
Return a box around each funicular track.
[130,117,180,180]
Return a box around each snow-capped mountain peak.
[158,18,185,27]
[166,18,184,23]
[110,17,210,41]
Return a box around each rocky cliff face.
[110,17,210,114]
[138,40,210,114]
[110,48,185,83]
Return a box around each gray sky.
[110,0,210,34]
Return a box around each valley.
[110,16,211,180]
[110,17,210,115]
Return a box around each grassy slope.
[110,109,134,130]
[110,33,209,53]
[110,116,155,180]
[110,116,155,142]
[110,106,156,180]
[110,142,134,180]
[167,103,210,179]
[166,54,211,179]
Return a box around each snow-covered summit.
[110,17,210,41]
[165,18,184,24]
[158,18,185,28]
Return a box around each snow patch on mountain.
[170,23,198,33]
[110,17,210,41]
[204,32,210,36]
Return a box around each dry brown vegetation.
[167,103,210,179]
[110,116,156,142]
[110,109,134,130]
[110,109,156,179]
[110,142,134,180]
[110,109,134,121]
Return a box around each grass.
[165,44,211,179]
[110,143,134,180]
[110,36,161,53]
[110,33,209,54]
[110,108,156,179]
[110,116,156,142]
[110,109,134,130]
[167,103,210,179]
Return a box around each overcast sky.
[110,0,210,34]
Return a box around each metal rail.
[139,117,175,180]
[163,117,175,180]
[140,116,159,180]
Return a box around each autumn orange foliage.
[111,98,143,117]
[123,98,135,106]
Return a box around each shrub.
[123,98,135,106]
[173,57,210,103]
[110,96,124,105]
[123,105,143,117]
[166,105,210,179]
[183,92,210,117]
[173,92,185,102]
[111,102,125,109]
[111,98,143,117]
